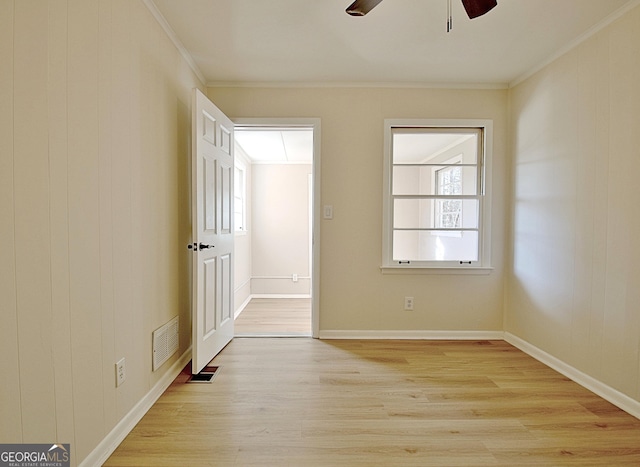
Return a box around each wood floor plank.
[234,298,311,335]
[105,339,640,466]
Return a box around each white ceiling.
[235,128,313,163]
[150,0,635,162]
[151,0,633,87]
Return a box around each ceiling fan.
[346,0,497,21]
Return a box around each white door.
[191,89,234,374]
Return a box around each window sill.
[380,266,493,275]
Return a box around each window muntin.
[383,122,491,269]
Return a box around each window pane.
[393,230,479,262]
[394,199,433,229]
[394,199,478,229]
[392,131,478,164]
[393,165,477,195]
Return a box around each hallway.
[234,298,311,336]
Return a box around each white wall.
[507,4,640,402]
[0,1,202,464]
[251,164,312,295]
[209,86,508,333]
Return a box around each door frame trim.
[233,117,321,338]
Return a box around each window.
[234,161,247,232]
[382,120,492,271]
[434,156,462,231]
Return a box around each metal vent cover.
[153,316,179,371]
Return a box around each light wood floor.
[105,339,640,466]
[234,298,311,336]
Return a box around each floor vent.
[152,316,179,371]
[188,366,220,383]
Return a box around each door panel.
[202,111,216,144]
[192,89,234,374]
[203,257,216,336]
[204,158,216,233]
[220,123,231,154]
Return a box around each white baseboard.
[318,330,504,340]
[504,333,640,420]
[234,295,252,319]
[79,347,192,467]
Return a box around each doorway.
[232,120,319,337]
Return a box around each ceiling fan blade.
[346,0,384,16]
[461,0,497,19]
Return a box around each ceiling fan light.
[461,0,497,19]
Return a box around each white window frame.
[234,158,247,234]
[433,155,463,236]
[382,119,493,274]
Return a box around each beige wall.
[0,0,202,464]
[507,5,640,402]
[208,86,509,332]
[251,164,312,295]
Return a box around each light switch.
[323,205,333,220]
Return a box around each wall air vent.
[152,316,179,371]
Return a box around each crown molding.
[207,80,509,90]
[142,0,206,86]
[510,0,640,88]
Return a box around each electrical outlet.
[292,273,299,282]
[116,358,126,387]
[404,296,414,311]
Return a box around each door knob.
[187,243,214,251]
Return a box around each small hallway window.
[234,160,246,232]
